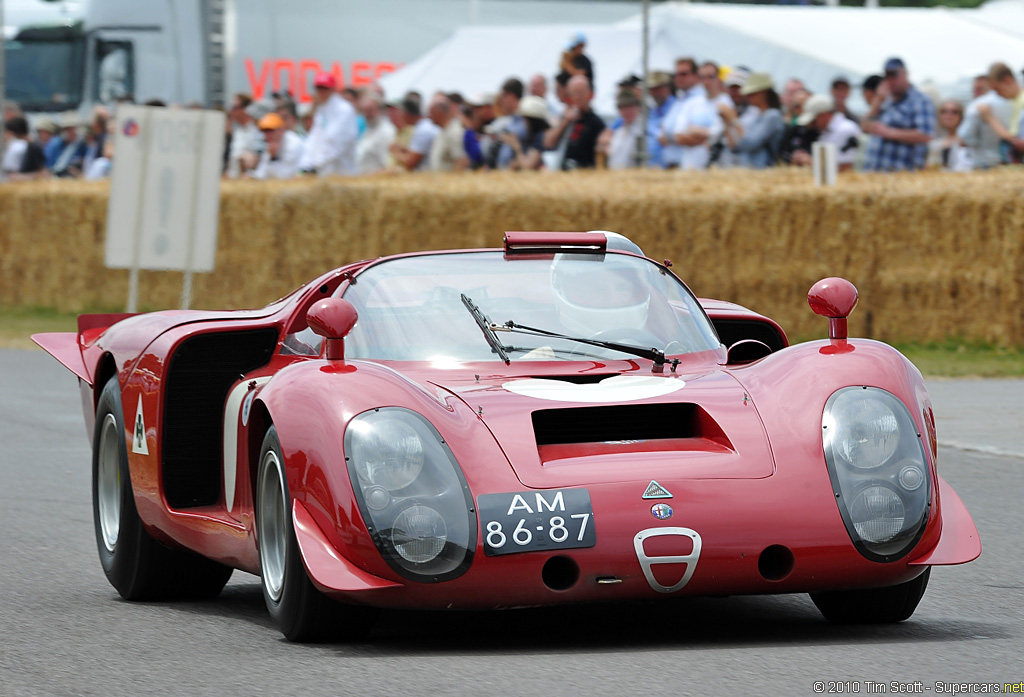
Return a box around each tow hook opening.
[542,555,580,591]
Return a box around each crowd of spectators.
[4,32,1024,181]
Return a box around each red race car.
[34,231,980,641]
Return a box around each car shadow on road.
[164,578,1006,653]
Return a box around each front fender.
[254,358,509,589]
[726,338,971,566]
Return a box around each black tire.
[810,568,931,624]
[92,376,233,601]
[256,426,378,642]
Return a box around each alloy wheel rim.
[258,450,287,603]
[97,413,122,552]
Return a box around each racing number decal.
[633,527,702,593]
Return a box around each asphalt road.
[1,348,1021,697]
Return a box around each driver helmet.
[550,252,651,335]
[588,230,645,257]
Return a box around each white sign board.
[106,105,225,273]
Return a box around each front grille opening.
[534,403,703,445]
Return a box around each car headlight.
[822,387,931,561]
[348,415,425,490]
[345,408,475,582]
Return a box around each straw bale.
[2,168,1024,346]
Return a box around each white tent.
[379,1,1024,117]
[379,22,683,117]
[636,2,1024,100]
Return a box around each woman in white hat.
[725,72,785,168]
[499,95,551,170]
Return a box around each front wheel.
[256,426,377,642]
[810,568,931,624]
[93,376,233,600]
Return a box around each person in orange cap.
[249,112,305,179]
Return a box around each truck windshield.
[4,36,85,112]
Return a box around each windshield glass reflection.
[338,251,721,363]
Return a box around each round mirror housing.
[808,277,858,341]
[306,298,359,360]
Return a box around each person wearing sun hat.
[497,95,550,170]
[725,72,784,168]
[786,93,862,172]
[644,69,675,168]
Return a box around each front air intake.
[532,403,701,445]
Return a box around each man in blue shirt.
[645,71,675,168]
[861,58,935,171]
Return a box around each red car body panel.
[33,245,980,613]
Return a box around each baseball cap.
[617,74,642,88]
[724,67,749,88]
[258,112,285,130]
[566,31,587,50]
[796,94,835,126]
[883,57,906,75]
[313,72,337,90]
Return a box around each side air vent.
[711,319,786,353]
[533,403,700,445]
[163,328,278,508]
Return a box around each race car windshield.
[339,251,722,362]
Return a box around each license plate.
[478,488,596,556]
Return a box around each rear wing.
[32,313,136,385]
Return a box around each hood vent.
[533,403,716,445]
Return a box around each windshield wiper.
[490,320,677,373]
[461,294,511,365]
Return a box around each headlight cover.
[345,408,475,582]
[822,387,931,562]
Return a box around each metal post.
[0,0,6,184]
[180,113,207,309]
[634,0,650,168]
[127,108,153,313]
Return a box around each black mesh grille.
[532,403,697,445]
[163,328,278,508]
[712,319,786,352]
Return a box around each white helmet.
[550,252,651,336]
[588,230,645,257]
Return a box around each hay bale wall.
[2,169,1022,345]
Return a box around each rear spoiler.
[31,313,136,385]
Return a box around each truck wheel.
[256,426,377,642]
[93,376,232,600]
[810,568,931,624]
